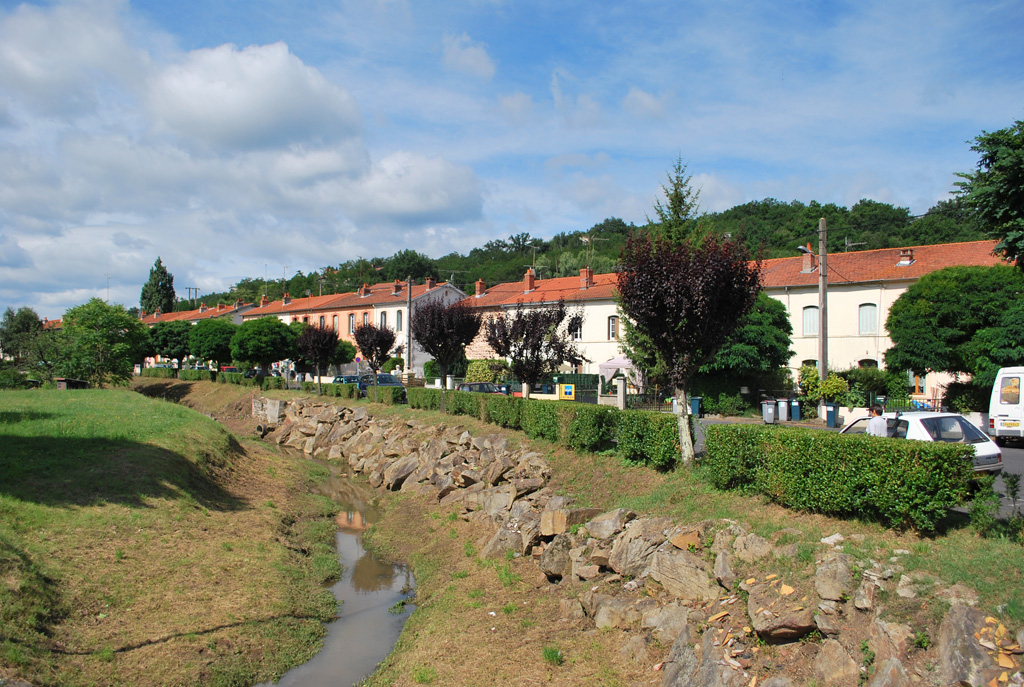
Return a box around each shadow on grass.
[0,409,56,424]
[133,380,196,403]
[0,435,244,512]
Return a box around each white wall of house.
[571,300,624,375]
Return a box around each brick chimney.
[260,295,269,307]
[524,268,535,292]
[392,279,402,296]
[800,244,816,273]
[154,309,161,319]
[475,279,486,297]
[425,276,436,291]
[234,299,243,309]
[360,283,370,297]
[897,248,915,266]
[579,266,594,289]
[199,302,207,313]
[216,303,227,311]
[282,292,291,305]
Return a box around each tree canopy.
[56,298,149,387]
[411,300,481,411]
[140,257,176,314]
[483,299,586,400]
[295,325,340,394]
[885,264,1024,378]
[148,320,192,362]
[617,232,761,463]
[354,323,398,401]
[698,291,793,377]
[956,119,1024,267]
[230,317,294,372]
[189,318,237,367]
[0,306,42,363]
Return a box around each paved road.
[994,443,1024,519]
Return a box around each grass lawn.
[1,388,341,687]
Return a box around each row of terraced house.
[140,240,1005,400]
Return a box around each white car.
[839,411,1002,474]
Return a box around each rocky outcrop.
[253,397,1018,686]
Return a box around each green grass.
[0,389,340,687]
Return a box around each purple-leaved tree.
[410,300,481,412]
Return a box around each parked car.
[357,373,406,400]
[455,382,505,394]
[331,375,361,385]
[219,366,240,373]
[839,411,1002,474]
[988,366,1024,447]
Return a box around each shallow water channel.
[257,460,415,687]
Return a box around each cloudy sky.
[1,0,1022,319]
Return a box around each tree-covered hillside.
[179,196,986,310]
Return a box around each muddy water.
[258,461,415,687]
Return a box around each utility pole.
[406,274,413,379]
[818,217,828,382]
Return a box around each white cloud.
[147,42,362,150]
[495,92,533,126]
[623,87,665,120]
[441,32,496,80]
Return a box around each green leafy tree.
[331,340,357,369]
[140,257,176,314]
[483,299,586,401]
[617,233,761,464]
[411,301,482,412]
[230,317,294,374]
[963,299,1024,387]
[188,318,237,368]
[698,291,794,377]
[957,119,1024,267]
[649,155,702,243]
[885,265,1024,376]
[148,321,192,363]
[382,249,439,283]
[354,323,397,401]
[295,325,339,395]
[0,306,43,362]
[55,298,149,387]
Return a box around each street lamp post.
[796,216,828,382]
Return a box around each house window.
[802,306,819,336]
[332,315,338,332]
[319,315,325,328]
[396,310,403,332]
[380,311,387,329]
[858,303,878,335]
[303,316,309,324]
[363,312,368,326]
[608,316,618,340]
[570,321,582,341]
[858,359,878,368]
[348,314,354,333]
[802,359,818,369]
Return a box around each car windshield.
[920,416,989,444]
[376,374,401,384]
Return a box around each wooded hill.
[181,196,985,310]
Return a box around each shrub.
[408,388,442,410]
[262,376,286,390]
[423,359,439,380]
[141,367,177,379]
[615,411,680,470]
[701,425,973,532]
[219,372,245,385]
[483,395,524,428]
[464,359,508,383]
[942,380,991,413]
[382,357,405,374]
[445,390,483,418]
[563,404,617,452]
[373,386,406,405]
[521,400,561,443]
[178,369,216,382]
[0,364,29,389]
[704,392,747,416]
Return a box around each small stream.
[257,460,415,687]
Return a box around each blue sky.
[1,0,1022,319]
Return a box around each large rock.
[662,626,699,687]
[733,532,772,562]
[382,455,419,490]
[814,553,855,602]
[866,659,909,687]
[540,508,602,537]
[714,550,736,588]
[641,601,689,644]
[586,508,637,540]
[478,485,516,517]
[609,517,673,577]
[648,548,722,602]
[868,619,912,664]
[812,639,859,686]
[538,534,574,580]
[593,597,657,630]
[938,604,991,687]
[663,628,749,687]
[747,581,817,642]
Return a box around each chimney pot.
[524,268,535,292]
[425,276,436,291]
[475,279,485,297]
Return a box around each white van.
[988,367,1024,447]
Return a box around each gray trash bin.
[777,398,789,422]
[761,400,777,424]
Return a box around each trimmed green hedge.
[408,387,442,410]
[178,369,216,382]
[141,367,177,379]
[615,410,681,470]
[702,425,974,532]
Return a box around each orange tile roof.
[461,271,618,309]
[140,302,250,325]
[241,281,462,318]
[760,240,1007,288]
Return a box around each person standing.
[866,404,887,437]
